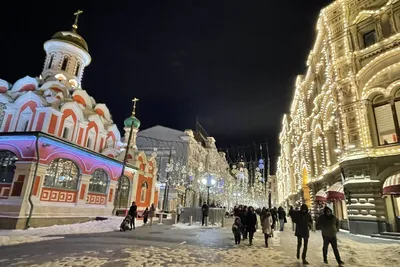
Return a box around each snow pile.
[0,216,142,246]
[339,238,400,267]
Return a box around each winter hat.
[325,203,334,211]
[300,203,308,212]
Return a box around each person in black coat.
[128,201,137,230]
[201,202,209,226]
[293,204,313,264]
[288,206,295,231]
[245,206,257,246]
[240,206,248,239]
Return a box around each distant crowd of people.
[230,204,345,266]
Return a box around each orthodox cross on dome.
[72,10,83,32]
[132,98,139,116]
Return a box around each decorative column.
[375,15,384,41]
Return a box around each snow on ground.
[172,222,221,229]
[0,216,143,246]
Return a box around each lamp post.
[112,98,139,216]
[202,175,216,205]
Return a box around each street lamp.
[202,176,216,205]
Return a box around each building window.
[140,181,148,202]
[62,127,70,140]
[87,137,93,149]
[43,159,79,190]
[89,169,108,194]
[48,55,54,69]
[0,151,17,183]
[61,57,69,71]
[372,95,399,145]
[115,176,130,208]
[363,30,377,48]
[75,62,81,76]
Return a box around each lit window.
[373,95,398,145]
[0,150,18,183]
[116,176,130,208]
[363,30,377,48]
[43,159,79,190]
[89,169,109,194]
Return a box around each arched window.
[115,176,130,208]
[140,181,148,202]
[0,151,17,183]
[372,94,400,145]
[47,55,54,69]
[75,62,81,76]
[43,159,79,190]
[61,57,69,71]
[89,169,109,194]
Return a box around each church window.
[0,150,18,184]
[75,62,81,76]
[62,127,70,139]
[17,108,33,132]
[61,57,69,71]
[89,169,109,194]
[43,158,79,190]
[48,55,54,69]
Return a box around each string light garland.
[277,0,400,205]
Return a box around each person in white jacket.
[176,203,183,222]
[261,208,273,248]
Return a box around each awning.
[383,174,400,195]
[315,189,327,202]
[326,182,344,201]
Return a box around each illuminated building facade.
[277,0,400,235]
[0,14,159,229]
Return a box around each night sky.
[1,0,332,172]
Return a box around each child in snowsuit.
[232,217,243,245]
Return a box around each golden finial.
[132,98,139,116]
[72,10,83,32]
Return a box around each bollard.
[312,220,316,232]
[159,214,163,224]
[189,215,193,226]
[205,216,209,226]
[221,216,225,228]
[174,214,178,224]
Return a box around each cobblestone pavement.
[0,221,399,266]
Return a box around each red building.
[0,14,159,229]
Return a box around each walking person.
[128,201,137,230]
[176,203,182,222]
[278,207,287,231]
[317,205,345,266]
[261,208,273,248]
[293,204,313,264]
[232,217,243,245]
[288,206,295,231]
[149,203,156,225]
[240,206,248,240]
[271,207,278,234]
[246,206,257,246]
[142,207,149,225]
[201,201,209,226]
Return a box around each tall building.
[0,12,158,229]
[277,0,400,236]
[136,125,231,211]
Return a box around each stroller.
[120,215,132,232]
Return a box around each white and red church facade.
[0,18,159,229]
